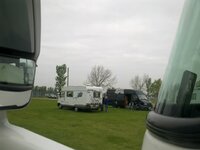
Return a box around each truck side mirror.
[0,0,40,109]
[176,70,197,117]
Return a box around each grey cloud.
[35,0,185,88]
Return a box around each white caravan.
[58,86,103,111]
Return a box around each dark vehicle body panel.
[107,89,152,110]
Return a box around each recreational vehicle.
[58,86,103,111]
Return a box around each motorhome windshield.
[0,55,35,87]
[155,1,200,118]
[136,91,147,100]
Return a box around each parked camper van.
[107,89,152,110]
[57,86,103,111]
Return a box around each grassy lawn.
[7,98,148,150]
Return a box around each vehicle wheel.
[58,103,63,109]
[74,107,78,112]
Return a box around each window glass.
[0,55,35,85]
[77,92,83,97]
[93,91,100,98]
[191,89,200,104]
[155,2,200,117]
[67,91,73,97]
[191,93,196,101]
[136,91,147,100]
[132,94,138,101]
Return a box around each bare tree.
[85,65,117,88]
[143,74,152,97]
[130,74,150,91]
[130,75,142,90]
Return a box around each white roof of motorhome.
[62,86,103,91]
[86,86,103,91]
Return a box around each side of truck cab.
[142,1,200,150]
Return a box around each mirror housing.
[0,0,40,60]
[0,0,41,109]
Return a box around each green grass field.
[7,98,148,150]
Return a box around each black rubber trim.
[0,100,30,110]
[0,103,27,110]
[0,47,36,61]
[146,111,200,148]
[0,83,33,92]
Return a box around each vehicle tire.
[58,103,63,109]
[74,107,78,112]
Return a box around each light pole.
[67,67,69,86]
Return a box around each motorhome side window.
[67,91,73,97]
[77,92,83,97]
[93,91,100,98]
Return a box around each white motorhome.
[57,86,103,111]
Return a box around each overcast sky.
[35,0,185,88]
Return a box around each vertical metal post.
[67,67,69,86]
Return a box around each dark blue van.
[107,89,152,110]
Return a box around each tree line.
[33,64,162,99]
[130,74,162,99]
[32,86,57,98]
